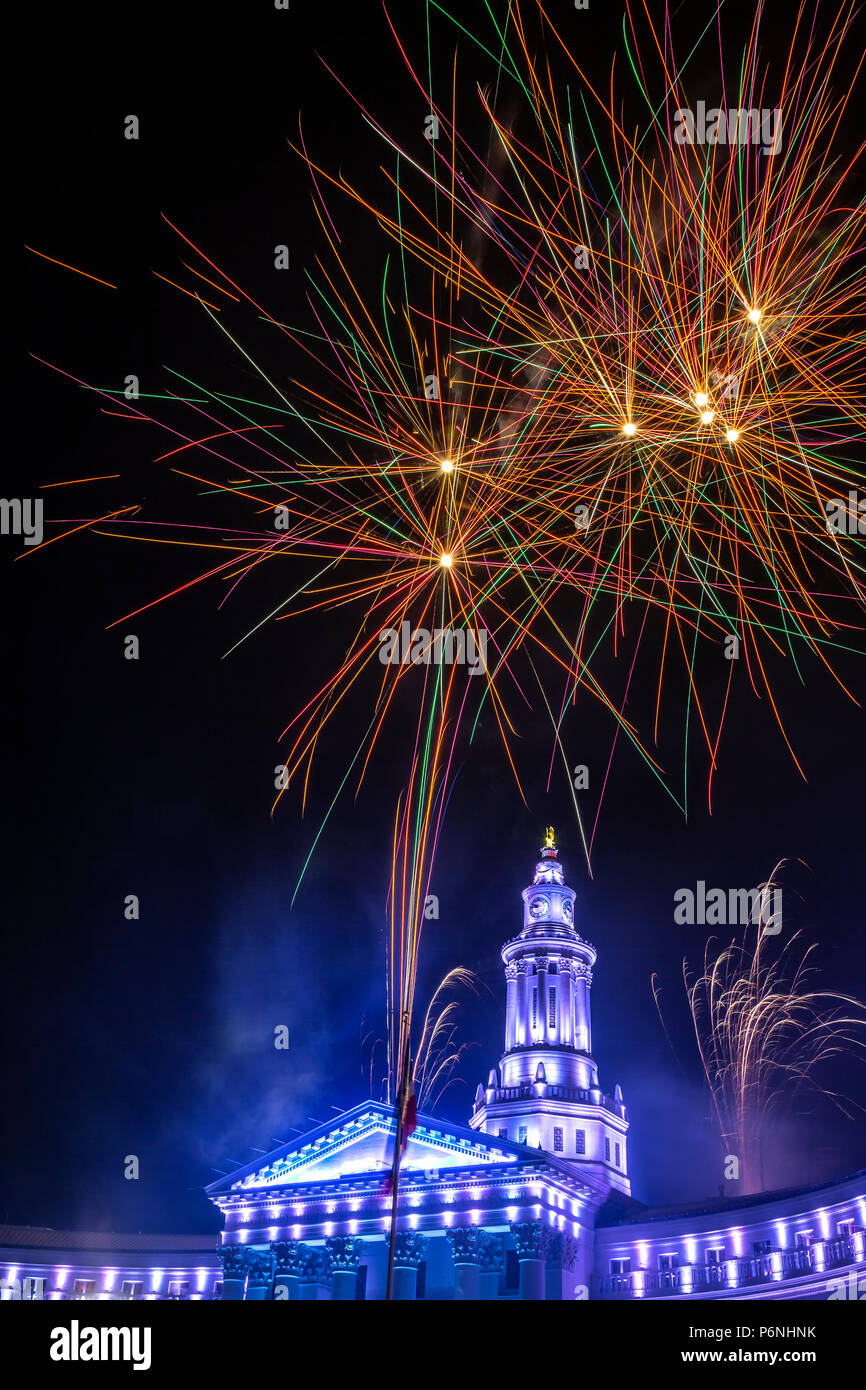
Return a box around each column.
[516,961,531,1047]
[298,1247,333,1301]
[574,964,591,1052]
[325,1236,365,1301]
[446,1226,483,1301]
[559,959,574,1046]
[510,1221,552,1301]
[478,1233,504,1300]
[271,1240,302,1301]
[391,1232,426,1301]
[537,957,549,1044]
[504,965,518,1051]
[216,1245,246,1301]
[244,1249,274,1301]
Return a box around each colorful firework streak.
[30,1,866,1097]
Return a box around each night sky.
[9,0,865,1237]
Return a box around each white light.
[726,429,740,443]
[440,553,452,568]
[700,411,714,425]
[694,392,709,407]
[622,422,637,437]
[441,458,454,473]
[747,307,762,323]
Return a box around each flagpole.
[385,1014,411,1302]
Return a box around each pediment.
[205,1103,522,1195]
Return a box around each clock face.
[529,895,549,919]
[562,899,574,923]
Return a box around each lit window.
[575,1129,586,1154]
[498,1128,508,1140]
[610,1258,631,1275]
[553,1127,564,1152]
[167,1280,190,1299]
[531,989,538,1029]
[72,1279,94,1300]
[519,1126,528,1145]
[605,1137,611,1163]
[615,1142,621,1167]
[548,988,556,1028]
[120,1280,143,1300]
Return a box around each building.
[2,834,864,1300]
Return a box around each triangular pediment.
[205,1102,524,1195]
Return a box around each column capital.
[393,1231,427,1269]
[504,963,519,981]
[325,1236,365,1272]
[244,1249,274,1288]
[479,1232,504,1274]
[271,1239,303,1277]
[510,1220,554,1262]
[216,1244,246,1280]
[445,1225,485,1265]
[298,1246,333,1287]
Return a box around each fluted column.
[573,963,592,1051]
[271,1240,302,1301]
[516,960,531,1046]
[446,1226,484,1301]
[325,1236,365,1301]
[536,956,549,1044]
[504,964,518,1051]
[559,959,574,1046]
[392,1232,426,1301]
[298,1246,333,1301]
[243,1249,274,1301]
[511,1220,553,1301]
[478,1233,504,1300]
[217,1244,246,1301]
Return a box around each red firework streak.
[384,1017,416,1300]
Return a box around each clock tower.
[469,830,630,1196]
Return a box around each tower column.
[560,959,574,1046]
[537,956,549,1044]
[504,964,518,1051]
[517,961,531,1047]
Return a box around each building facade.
[2,835,864,1301]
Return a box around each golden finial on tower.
[544,826,556,850]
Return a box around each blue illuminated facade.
[2,836,864,1300]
